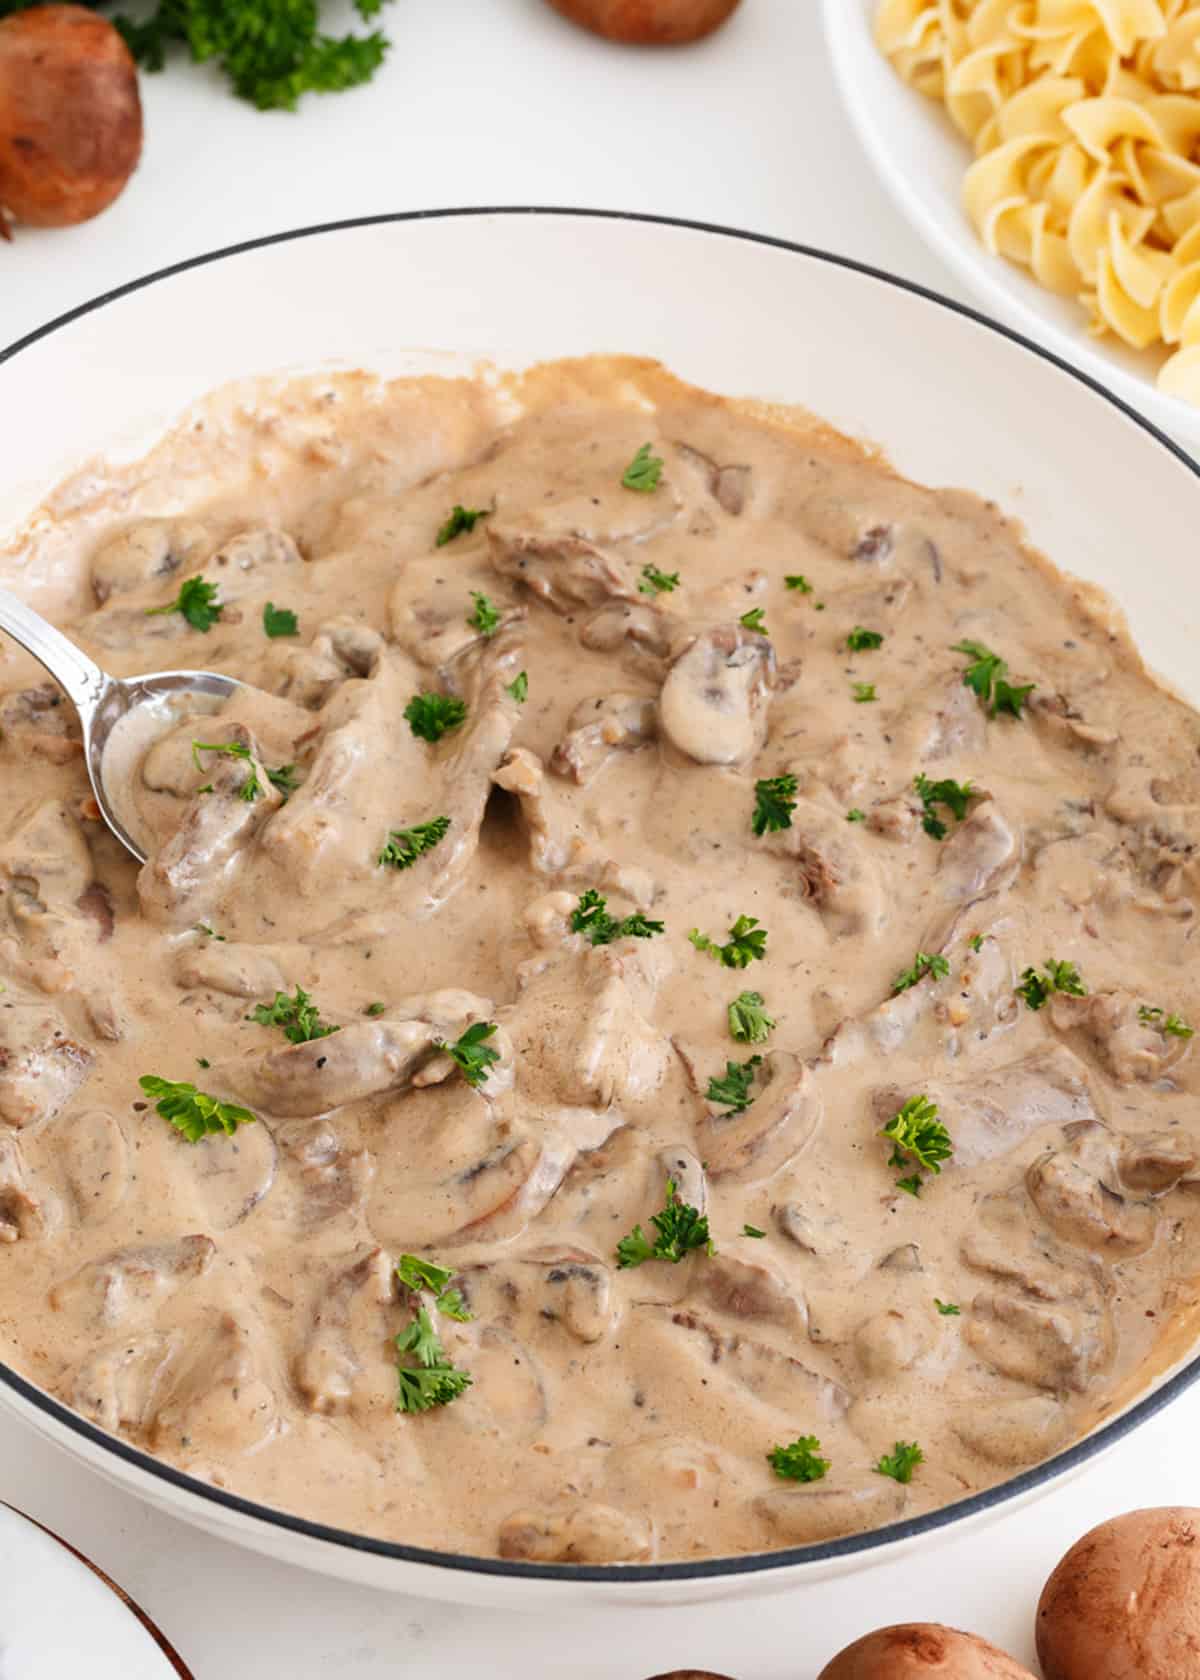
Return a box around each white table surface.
[1,3,1197,1676]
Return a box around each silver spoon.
[0,587,241,863]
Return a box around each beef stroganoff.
[1,357,1199,1564]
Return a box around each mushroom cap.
[818,1624,1037,1679]
[1036,1507,1200,1680]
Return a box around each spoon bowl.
[0,585,241,863]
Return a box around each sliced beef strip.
[763,796,885,936]
[0,1132,61,1241]
[294,1245,394,1415]
[0,800,103,994]
[0,996,92,1132]
[493,749,649,902]
[966,1286,1112,1394]
[210,1017,443,1119]
[149,1311,281,1458]
[173,939,287,1000]
[578,601,672,666]
[550,693,657,785]
[1026,1124,1161,1256]
[686,1249,807,1335]
[933,801,1020,907]
[71,1330,184,1435]
[657,625,776,766]
[662,1308,851,1421]
[49,1234,215,1328]
[277,1118,374,1231]
[498,1502,654,1563]
[0,685,81,765]
[456,1247,618,1346]
[488,528,641,614]
[1049,988,1188,1086]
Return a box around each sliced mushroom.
[658,625,776,766]
[54,1107,128,1224]
[49,1233,215,1327]
[675,442,751,516]
[665,1309,850,1420]
[695,1052,822,1181]
[90,520,207,605]
[966,1286,1112,1393]
[953,1395,1069,1467]
[1027,1128,1159,1256]
[755,1473,906,1543]
[854,1309,930,1377]
[181,1121,278,1229]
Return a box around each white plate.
[0,1502,192,1677]
[2,209,1200,1607]
[821,0,1200,453]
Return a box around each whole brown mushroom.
[1037,1507,1200,1680]
[645,1672,738,1679]
[0,4,142,230]
[818,1624,1037,1679]
[546,0,742,46]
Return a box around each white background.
[0,3,1194,1676]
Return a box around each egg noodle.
[875,0,1200,403]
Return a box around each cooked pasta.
[875,0,1200,403]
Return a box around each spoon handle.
[0,586,110,725]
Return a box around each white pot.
[3,209,1198,1606]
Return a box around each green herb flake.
[935,1299,961,1316]
[740,606,768,635]
[251,985,339,1044]
[569,888,664,946]
[378,815,451,871]
[1016,959,1087,1012]
[621,443,664,493]
[852,682,877,703]
[875,1441,924,1484]
[506,671,529,704]
[638,563,680,596]
[846,808,866,823]
[404,693,468,743]
[436,506,488,547]
[846,626,884,651]
[467,592,501,636]
[145,576,221,632]
[616,1179,713,1269]
[752,772,798,837]
[951,639,1035,719]
[891,951,950,995]
[191,739,261,802]
[1139,1004,1194,1039]
[138,1075,257,1144]
[913,773,974,841]
[784,575,814,594]
[435,1021,500,1088]
[742,1223,767,1239]
[689,914,767,970]
[262,601,298,638]
[768,1435,830,1483]
[365,1001,386,1017]
[728,990,775,1045]
[707,1055,763,1113]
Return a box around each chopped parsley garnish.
[881,1095,952,1195]
[506,671,529,704]
[784,575,814,593]
[251,985,339,1044]
[1139,1004,1194,1039]
[197,1057,210,1069]
[195,923,225,940]
[436,505,488,547]
[262,601,298,638]
[394,1307,472,1414]
[768,1435,830,1483]
[638,563,680,596]
[913,773,974,840]
[852,682,877,703]
[728,990,775,1044]
[404,692,468,743]
[434,1021,500,1088]
[846,808,866,823]
[395,1255,473,1322]
[621,443,664,493]
[569,888,664,946]
[752,772,798,836]
[707,1055,763,1112]
[1016,959,1087,1011]
[892,951,950,995]
[935,1299,961,1316]
[846,626,884,651]
[138,1075,257,1144]
[875,1441,924,1484]
[192,739,260,801]
[467,591,501,636]
[969,934,984,952]
[743,1224,766,1239]
[951,639,1034,718]
[616,1178,713,1269]
[267,763,300,798]
[689,914,767,969]
[378,815,451,870]
[365,1001,386,1017]
[145,575,222,632]
[740,606,768,635]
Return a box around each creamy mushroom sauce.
[2,357,1200,1566]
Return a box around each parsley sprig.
[728,990,775,1044]
[707,1055,763,1112]
[436,506,488,547]
[262,601,298,638]
[951,640,1034,718]
[784,575,813,593]
[689,915,767,969]
[891,951,950,995]
[768,1435,830,1483]
[875,1441,924,1484]
[378,816,451,870]
[616,1179,713,1269]
[396,1254,472,1323]
[569,888,664,946]
[138,1075,257,1143]
[935,1299,961,1316]
[435,1021,500,1088]
[881,1095,952,1196]
[467,592,501,636]
[740,606,768,635]
[1139,1004,1194,1039]
[638,563,680,596]
[621,444,664,493]
[506,671,528,704]
[752,773,798,836]
[251,985,338,1044]
[913,773,974,841]
[1015,959,1087,1011]
[404,692,467,743]
[145,576,221,632]
[394,1306,472,1414]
